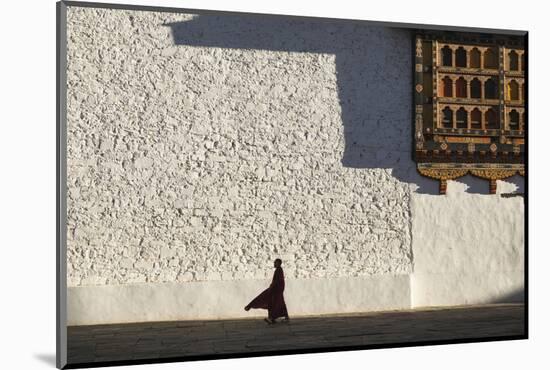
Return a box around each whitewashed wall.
[411,176,524,307]
[65,6,524,325]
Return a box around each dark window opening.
[441,77,453,97]
[484,48,498,69]
[470,48,481,68]
[485,109,499,129]
[442,107,453,128]
[508,80,519,101]
[457,108,468,128]
[509,50,519,71]
[509,110,519,130]
[484,78,498,99]
[470,78,481,98]
[441,46,452,66]
[471,109,482,129]
[456,78,467,98]
[456,47,467,67]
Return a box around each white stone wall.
[411,177,525,307]
[66,7,414,287]
[65,7,524,324]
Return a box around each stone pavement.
[67,304,525,366]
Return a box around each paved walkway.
[67,304,525,366]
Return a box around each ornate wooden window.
[414,32,525,194]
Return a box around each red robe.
[246,267,288,320]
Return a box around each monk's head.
[274,258,282,268]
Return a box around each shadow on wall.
[165,14,522,196]
[490,288,525,304]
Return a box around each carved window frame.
[414,32,526,194]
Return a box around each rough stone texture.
[66,7,414,287]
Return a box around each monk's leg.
[264,304,275,325]
[267,307,275,322]
[267,302,280,324]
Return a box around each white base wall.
[67,274,410,325]
[67,270,524,326]
[411,272,524,307]
[409,179,525,308]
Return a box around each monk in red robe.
[244,258,289,324]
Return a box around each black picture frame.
[56,2,528,368]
